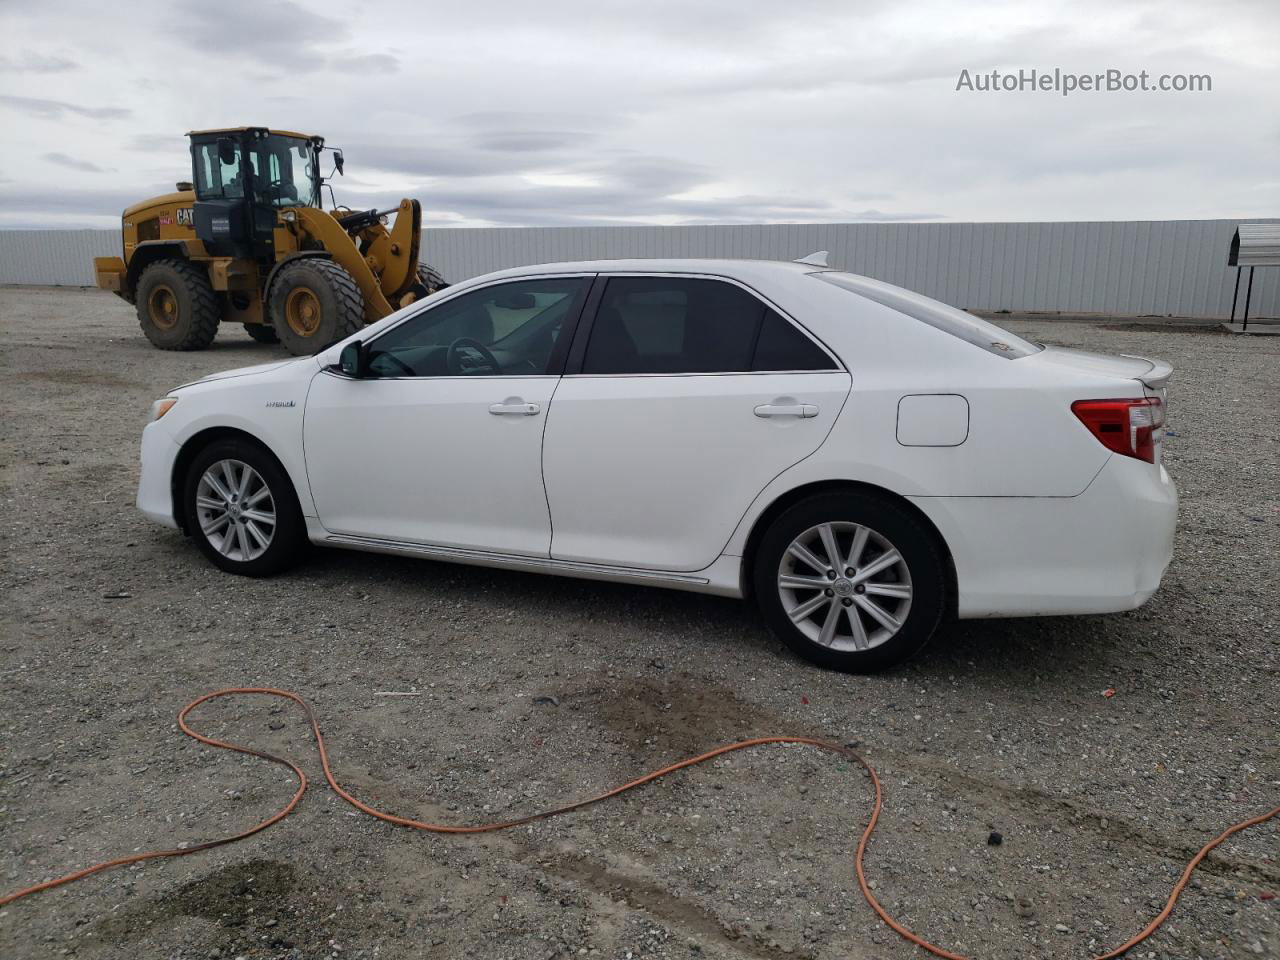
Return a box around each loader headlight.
[281,210,297,223]
[150,397,179,422]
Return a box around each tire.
[268,258,364,356]
[243,323,280,344]
[182,438,307,577]
[416,262,449,294]
[135,259,220,351]
[753,492,946,672]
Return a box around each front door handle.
[489,400,541,416]
[754,403,819,419]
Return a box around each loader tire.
[416,262,449,294]
[268,258,364,356]
[243,323,280,344]
[136,259,220,351]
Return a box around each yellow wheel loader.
[93,127,448,355]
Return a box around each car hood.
[173,358,302,391]
[1033,345,1172,389]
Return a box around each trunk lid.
[1032,345,1171,389]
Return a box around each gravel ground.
[1,285,1277,960]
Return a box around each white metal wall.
[419,219,1278,318]
[3,220,1277,318]
[0,230,120,286]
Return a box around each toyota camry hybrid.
[137,256,1177,671]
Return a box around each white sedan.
[137,256,1177,671]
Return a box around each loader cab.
[188,126,323,259]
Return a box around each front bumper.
[137,420,181,529]
[911,455,1177,618]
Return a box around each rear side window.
[581,276,835,374]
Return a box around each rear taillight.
[1071,397,1165,463]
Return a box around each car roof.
[476,257,825,284]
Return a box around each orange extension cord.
[2,687,1276,959]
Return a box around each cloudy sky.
[1,0,1276,229]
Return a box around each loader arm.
[292,207,395,323]
[360,199,422,300]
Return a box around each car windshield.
[815,271,1042,359]
[248,135,318,208]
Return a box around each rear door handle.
[489,400,541,416]
[754,403,819,419]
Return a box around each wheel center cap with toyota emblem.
[833,578,855,597]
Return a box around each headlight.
[150,397,178,421]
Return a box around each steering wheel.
[446,337,501,376]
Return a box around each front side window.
[365,277,589,377]
[581,276,836,374]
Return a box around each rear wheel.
[183,438,307,576]
[268,258,364,356]
[753,492,946,672]
[135,259,219,351]
[243,323,280,344]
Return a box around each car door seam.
[298,366,325,522]
[539,375,564,560]
[715,374,856,561]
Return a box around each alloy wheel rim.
[196,460,276,562]
[776,521,913,652]
[148,284,179,330]
[284,287,322,337]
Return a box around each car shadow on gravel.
[917,613,1133,688]
[301,545,779,650]
[298,546,1134,687]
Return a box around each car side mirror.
[333,150,344,175]
[339,340,366,378]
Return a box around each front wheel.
[753,492,946,672]
[268,258,364,356]
[182,439,307,576]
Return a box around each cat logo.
[176,208,194,226]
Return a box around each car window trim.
[355,272,598,380]
[560,271,844,377]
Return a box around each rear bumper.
[911,455,1177,618]
[137,421,181,529]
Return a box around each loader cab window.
[248,135,319,208]
[192,139,245,201]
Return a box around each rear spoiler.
[1120,354,1173,390]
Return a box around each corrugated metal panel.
[0,230,120,286]
[415,218,1278,318]
[2,220,1276,318]
[1229,224,1280,267]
